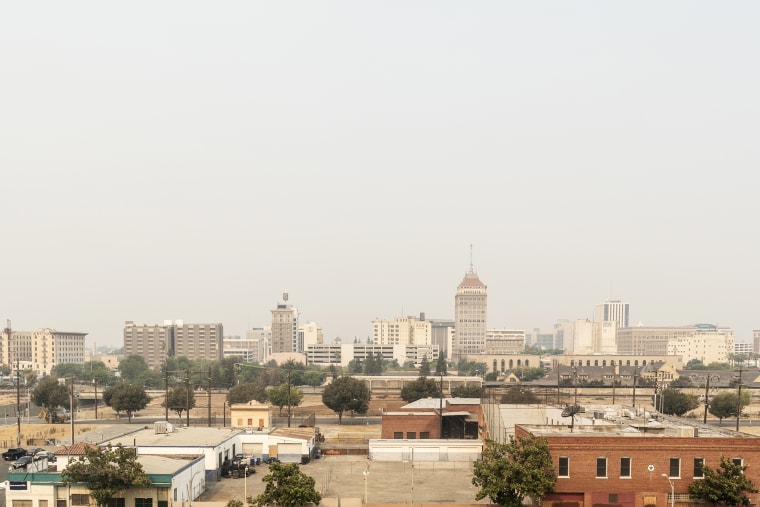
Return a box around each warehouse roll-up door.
[242,443,263,457]
[277,443,302,463]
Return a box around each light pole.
[93,379,98,420]
[363,467,369,504]
[661,474,674,507]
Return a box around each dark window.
[393,432,402,439]
[135,499,152,507]
[558,457,569,477]
[694,458,704,478]
[56,501,67,507]
[669,458,680,478]
[71,495,90,506]
[733,458,743,467]
[107,500,125,507]
[420,432,430,439]
[596,457,607,478]
[620,457,631,478]
[609,494,618,503]
[158,502,168,507]
[407,432,416,439]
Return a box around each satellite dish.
[561,404,581,418]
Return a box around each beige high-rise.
[453,267,487,360]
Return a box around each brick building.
[516,422,760,507]
[381,397,483,440]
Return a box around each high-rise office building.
[595,300,630,328]
[271,294,299,353]
[373,314,432,346]
[453,265,487,360]
[123,320,223,369]
[1,328,87,377]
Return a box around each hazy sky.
[2,2,759,348]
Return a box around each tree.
[709,391,750,425]
[302,370,326,387]
[661,388,700,416]
[435,354,447,375]
[688,455,758,506]
[400,377,441,403]
[268,384,304,416]
[686,359,706,370]
[348,358,363,374]
[451,384,482,398]
[31,376,71,414]
[419,354,431,376]
[321,376,370,424]
[227,382,269,405]
[515,367,546,382]
[163,384,196,420]
[500,386,540,404]
[472,435,556,507]
[117,355,150,383]
[62,444,151,507]
[254,462,321,507]
[102,383,150,423]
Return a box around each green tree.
[451,384,482,398]
[163,384,196,420]
[321,376,370,424]
[31,376,71,415]
[62,444,151,507]
[515,367,547,382]
[472,436,556,507]
[227,382,269,405]
[348,358,363,374]
[661,388,700,416]
[102,382,150,423]
[435,354,447,375]
[500,386,540,404]
[118,355,150,383]
[268,384,304,416]
[302,370,326,387]
[254,462,321,507]
[709,391,750,425]
[686,359,706,370]
[688,455,758,507]
[400,376,441,403]
[419,354,431,376]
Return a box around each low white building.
[7,452,206,507]
[368,439,482,462]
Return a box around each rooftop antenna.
[469,243,474,273]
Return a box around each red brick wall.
[514,426,760,507]
[381,413,441,439]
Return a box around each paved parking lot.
[199,454,486,505]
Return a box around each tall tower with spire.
[453,249,487,361]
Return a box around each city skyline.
[2,2,758,347]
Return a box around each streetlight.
[363,466,369,504]
[661,474,674,507]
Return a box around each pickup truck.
[2,448,27,461]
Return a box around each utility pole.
[736,367,744,432]
[207,367,212,427]
[287,367,292,428]
[185,369,191,428]
[6,320,22,447]
[703,375,714,424]
[632,366,638,410]
[69,380,75,445]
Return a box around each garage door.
[242,443,263,457]
[278,443,302,463]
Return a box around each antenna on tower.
[469,243,474,273]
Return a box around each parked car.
[34,451,56,462]
[26,447,45,457]
[11,455,33,470]
[2,448,26,461]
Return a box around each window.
[669,457,681,478]
[158,502,168,507]
[56,501,67,507]
[394,432,403,439]
[733,458,744,467]
[609,494,618,504]
[407,432,416,439]
[107,500,125,507]
[39,501,48,507]
[12,501,32,507]
[694,458,704,478]
[558,457,569,477]
[620,457,631,478]
[420,432,430,439]
[135,499,152,507]
[71,495,90,506]
[596,457,607,478]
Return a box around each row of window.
[558,456,743,479]
[393,431,431,439]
